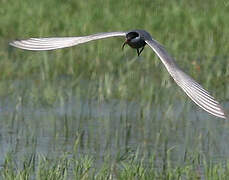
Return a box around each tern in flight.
[9,29,227,119]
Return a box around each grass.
[2,149,229,179]
[1,0,229,179]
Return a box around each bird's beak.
[122,40,128,50]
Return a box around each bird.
[9,29,227,119]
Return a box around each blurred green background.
[1,0,229,179]
[1,0,229,101]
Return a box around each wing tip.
[222,109,229,120]
[8,39,54,51]
[9,39,25,49]
[9,40,17,47]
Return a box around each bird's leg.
[137,47,144,56]
[137,49,140,56]
[139,46,144,55]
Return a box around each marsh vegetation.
[1,0,229,179]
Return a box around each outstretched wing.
[9,32,126,51]
[145,39,227,119]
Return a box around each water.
[0,84,228,170]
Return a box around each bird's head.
[122,31,140,50]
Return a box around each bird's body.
[122,30,148,56]
[9,29,227,119]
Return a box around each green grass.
[2,150,229,180]
[1,0,229,179]
[1,0,229,102]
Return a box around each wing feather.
[9,32,126,51]
[145,39,227,119]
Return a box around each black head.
[126,31,139,41]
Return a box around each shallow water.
[0,86,228,169]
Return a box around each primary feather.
[145,38,226,119]
[9,32,126,51]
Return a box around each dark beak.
[122,40,128,50]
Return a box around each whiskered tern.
[9,29,227,119]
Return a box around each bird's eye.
[126,32,139,39]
